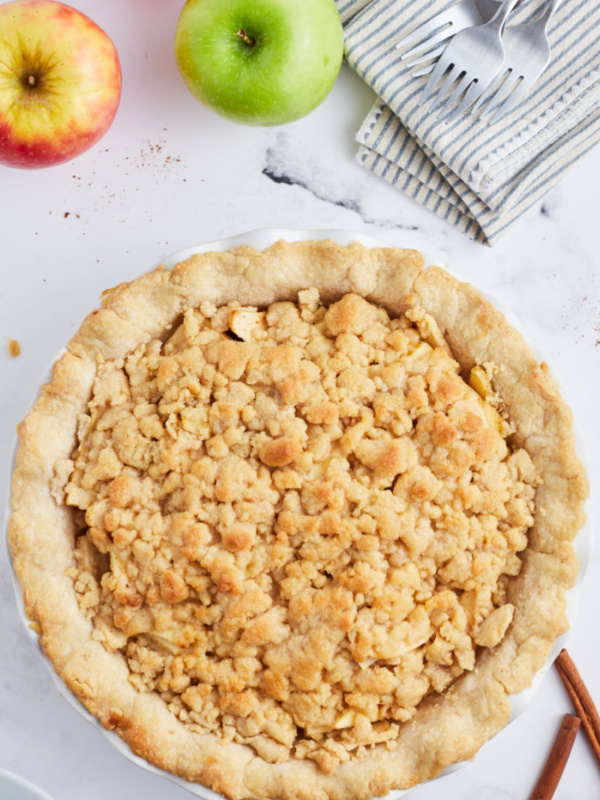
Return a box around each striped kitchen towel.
[335,0,600,244]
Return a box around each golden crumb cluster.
[60,289,539,772]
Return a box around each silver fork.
[395,0,502,63]
[418,0,519,113]
[467,0,565,123]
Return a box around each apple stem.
[237,29,255,46]
[28,75,36,87]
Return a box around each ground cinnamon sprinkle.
[529,713,580,800]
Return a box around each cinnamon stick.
[555,648,600,765]
[529,713,580,800]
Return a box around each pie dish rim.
[0,766,56,800]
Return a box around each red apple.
[0,0,122,169]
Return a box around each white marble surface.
[1,2,599,799]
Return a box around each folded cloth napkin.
[335,0,600,244]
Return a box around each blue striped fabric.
[336,0,600,244]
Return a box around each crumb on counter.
[8,338,21,357]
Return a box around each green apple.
[0,0,121,169]
[174,0,344,126]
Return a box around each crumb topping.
[61,291,539,772]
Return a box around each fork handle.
[487,0,520,33]
[539,0,564,25]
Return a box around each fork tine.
[428,65,465,111]
[405,43,447,71]
[487,75,531,123]
[470,70,511,117]
[418,58,457,107]
[395,7,456,51]
[401,27,453,60]
[437,73,476,120]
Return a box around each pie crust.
[9,240,588,800]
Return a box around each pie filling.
[57,290,539,773]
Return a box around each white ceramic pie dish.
[0,767,54,800]
[6,228,591,800]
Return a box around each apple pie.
[9,240,588,800]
